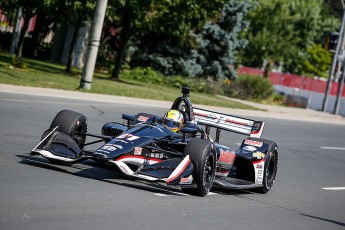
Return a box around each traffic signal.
[325,32,339,52]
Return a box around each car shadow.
[299,213,345,228]
[17,154,189,196]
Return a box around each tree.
[240,0,339,74]
[106,0,153,80]
[132,0,253,80]
[0,0,39,58]
[62,0,96,73]
[195,0,254,80]
[301,44,332,78]
[107,0,226,80]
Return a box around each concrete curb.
[1,84,344,125]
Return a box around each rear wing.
[193,108,264,141]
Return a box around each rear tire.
[47,110,88,148]
[181,139,216,196]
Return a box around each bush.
[223,75,273,101]
[123,67,164,85]
[11,57,28,69]
[121,67,213,93]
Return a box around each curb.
[1,84,344,125]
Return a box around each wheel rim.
[74,125,86,147]
[203,152,215,188]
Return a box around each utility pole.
[9,8,22,55]
[80,0,108,90]
[333,59,345,114]
[322,0,345,112]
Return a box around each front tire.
[44,110,88,148]
[256,143,279,194]
[181,139,216,196]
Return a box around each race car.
[31,87,279,196]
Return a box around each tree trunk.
[111,13,131,80]
[66,18,81,73]
[9,7,22,55]
[111,37,129,80]
[16,16,31,58]
[30,13,45,58]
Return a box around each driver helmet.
[164,110,184,132]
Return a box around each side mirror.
[122,113,136,128]
[122,113,135,122]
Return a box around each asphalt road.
[1,92,345,230]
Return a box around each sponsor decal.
[225,118,250,127]
[145,152,164,159]
[180,176,193,185]
[256,176,263,184]
[119,165,129,174]
[134,147,142,155]
[100,144,123,152]
[137,116,149,122]
[217,149,235,173]
[243,146,257,152]
[218,149,236,165]
[152,126,164,133]
[194,112,218,121]
[244,139,263,147]
[118,134,140,141]
[253,160,265,184]
[253,152,265,159]
[95,149,110,154]
[256,164,263,169]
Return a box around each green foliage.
[300,44,332,78]
[194,0,254,80]
[240,0,339,75]
[122,67,212,93]
[223,75,273,101]
[132,0,253,80]
[272,93,286,105]
[122,67,164,85]
[11,57,28,69]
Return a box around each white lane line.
[235,143,241,146]
[322,187,345,191]
[320,147,345,150]
[154,193,174,197]
[154,191,218,197]
[208,192,218,195]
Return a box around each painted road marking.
[320,147,345,150]
[154,193,175,197]
[154,191,218,197]
[322,187,345,191]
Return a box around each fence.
[237,66,345,97]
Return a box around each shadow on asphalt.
[17,154,191,196]
[300,213,345,228]
[17,154,269,197]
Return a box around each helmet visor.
[162,118,183,132]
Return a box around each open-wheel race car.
[31,87,279,196]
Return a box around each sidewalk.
[1,84,344,125]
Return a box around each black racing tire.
[254,140,279,194]
[48,110,88,148]
[181,138,216,196]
